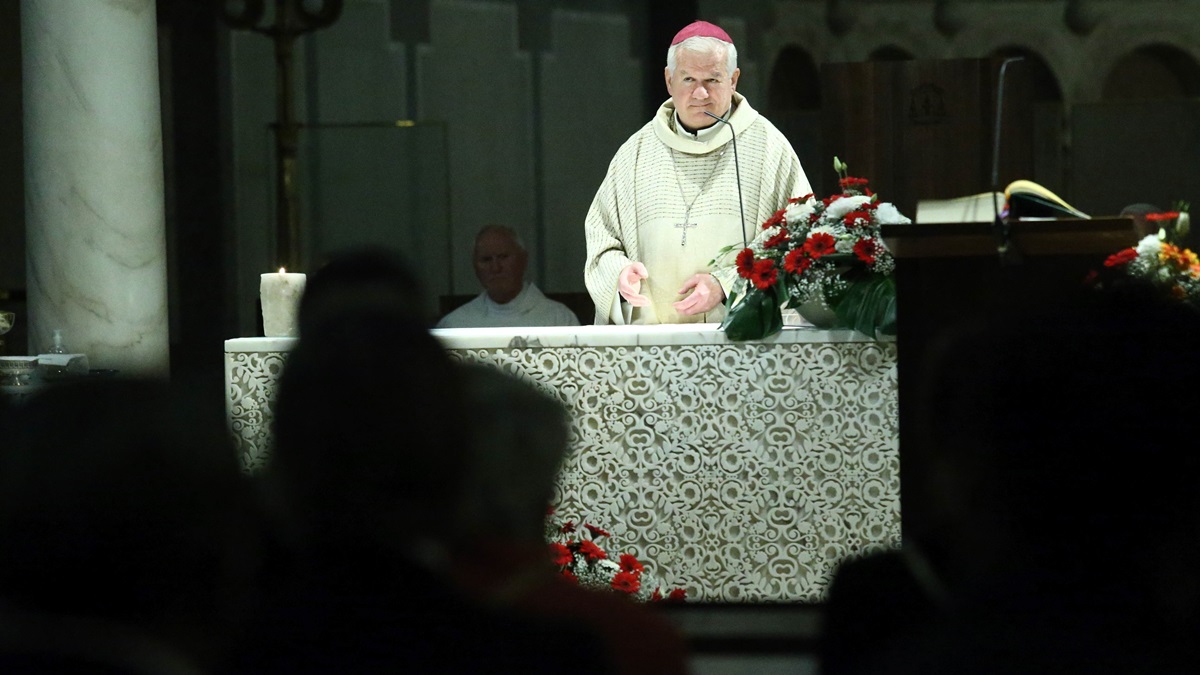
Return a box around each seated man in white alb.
[437,225,580,328]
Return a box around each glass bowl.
[0,356,38,386]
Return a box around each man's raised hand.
[618,262,651,307]
[674,273,725,315]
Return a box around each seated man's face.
[473,230,527,304]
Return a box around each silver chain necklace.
[669,147,726,247]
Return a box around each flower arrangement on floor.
[717,157,911,341]
[546,509,686,603]
[1092,203,1200,308]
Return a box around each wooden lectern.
[880,217,1138,540]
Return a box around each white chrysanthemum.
[596,559,620,574]
[785,199,816,224]
[808,225,837,239]
[874,202,912,225]
[822,195,872,220]
[1136,234,1163,257]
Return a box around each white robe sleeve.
[583,150,636,325]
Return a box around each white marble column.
[21,0,169,376]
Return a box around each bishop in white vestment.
[584,21,811,325]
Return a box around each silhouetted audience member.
[450,364,690,675]
[234,251,610,673]
[1121,202,1165,239]
[821,285,1200,674]
[0,379,264,674]
[298,245,434,334]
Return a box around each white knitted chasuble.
[583,93,811,325]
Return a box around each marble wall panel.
[417,0,536,295]
[539,11,642,294]
[304,0,452,304]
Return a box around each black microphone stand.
[991,56,1025,266]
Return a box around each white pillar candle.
[260,269,307,337]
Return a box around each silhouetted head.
[1120,202,1164,238]
[271,302,467,551]
[298,246,432,333]
[454,365,570,543]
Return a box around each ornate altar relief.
[225,329,900,601]
[446,333,900,602]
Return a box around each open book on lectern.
[916,180,1089,224]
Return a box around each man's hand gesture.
[618,262,651,307]
[674,273,725,316]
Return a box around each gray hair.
[475,224,526,253]
[666,35,738,77]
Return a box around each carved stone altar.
[225,324,900,602]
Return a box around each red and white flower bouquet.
[718,157,910,341]
[1093,204,1200,307]
[546,510,686,603]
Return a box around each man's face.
[665,48,739,131]
[473,230,527,303]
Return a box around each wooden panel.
[880,217,1137,258]
[820,58,1034,218]
[882,217,1138,541]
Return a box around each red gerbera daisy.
[853,238,879,265]
[1145,211,1180,222]
[548,543,573,567]
[619,553,645,574]
[736,248,755,279]
[1104,248,1138,267]
[843,210,871,227]
[761,207,786,229]
[584,524,611,539]
[578,540,606,561]
[750,259,778,290]
[611,571,641,594]
[763,228,789,249]
[783,248,811,274]
[804,232,836,258]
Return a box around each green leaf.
[721,285,783,341]
[833,274,896,338]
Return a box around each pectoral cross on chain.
[674,221,697,247]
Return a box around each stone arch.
[987,45,1067,200]
[1102,43,1200,100]
[988,45,1063,103]
[766,44,822,192]
[767,44,821,112]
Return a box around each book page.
[916,192,1005,224]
